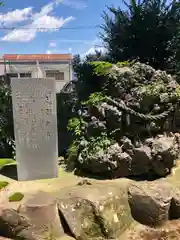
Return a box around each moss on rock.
[9,192,24,202]
[0,181,9,190]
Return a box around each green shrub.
[0,158,14,168]
[80,133,114,158]
[8,192,24,202]
[0,181,9,190]
[90,61,112,75]
[82,92,106,106]
[67,117,85,136]
[0,84,14,158]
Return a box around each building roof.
[3,54,72,61]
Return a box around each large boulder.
[56,181,133,240]
[0,208,31,238]
[18,191,64,238]
[78,143,132,178]
[151,135,179,176]
[58,197,100,239]
[0,191,64,240]
[128,180,172,226]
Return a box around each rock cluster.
[67,62,180,179]
[0,182,132,240]
[1,179,180,239]
[77,134,180,178]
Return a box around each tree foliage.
[56,81,78,156]
[72,54,108,101]
[0,82,14,158]
[100,0,180,71]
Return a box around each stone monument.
[11,78,58,181]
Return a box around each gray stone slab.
[11,78,58,181]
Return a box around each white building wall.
[40,63,72,93]
[5,61,72,93]
[0,59,5,76]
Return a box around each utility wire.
[0,25,100,31]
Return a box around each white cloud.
[49,41,57,47]
[33,2,58,20]
[56,0,87,9]
[52,39,93,44]
[85,47,96,55]
[1,1,74,42]
[46,50,53,54]
[32,15,74,32]
[85,46,106,56]
[82,38,106,56]
[0,7,32,26]
[2,28,36,42]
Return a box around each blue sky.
[0,0,122,56]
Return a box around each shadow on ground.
[0,164,18,180]
[0,160,164,182]
[73,167,163,181]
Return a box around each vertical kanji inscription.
[11,78,58,181]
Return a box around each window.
[20,72,31,78]
[8,73,18,78]
[6,73,18,85]
[46,70,64,81]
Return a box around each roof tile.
[3,54,72,61]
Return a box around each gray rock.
[144,138,154,147]
[128,181,172,226]
[122,138,134,151]
[56,182,132,240]
[0,208,31,238]
[132,62,155,82]
[114,152,132,177]
[151,136,179,176]
[131,146,152,176]
[77,134,180,178]
[19,191,63,238]
[170,188,180,219]
[58,197,97,239]
[175,133,180,145]
[78,143,133,178]
[86,117,107,136]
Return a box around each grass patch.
[8,192,24,202]
[0,181,9,190]
[0,159,15,168]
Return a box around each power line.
[94,45,104,48]
[0,25,100,31]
